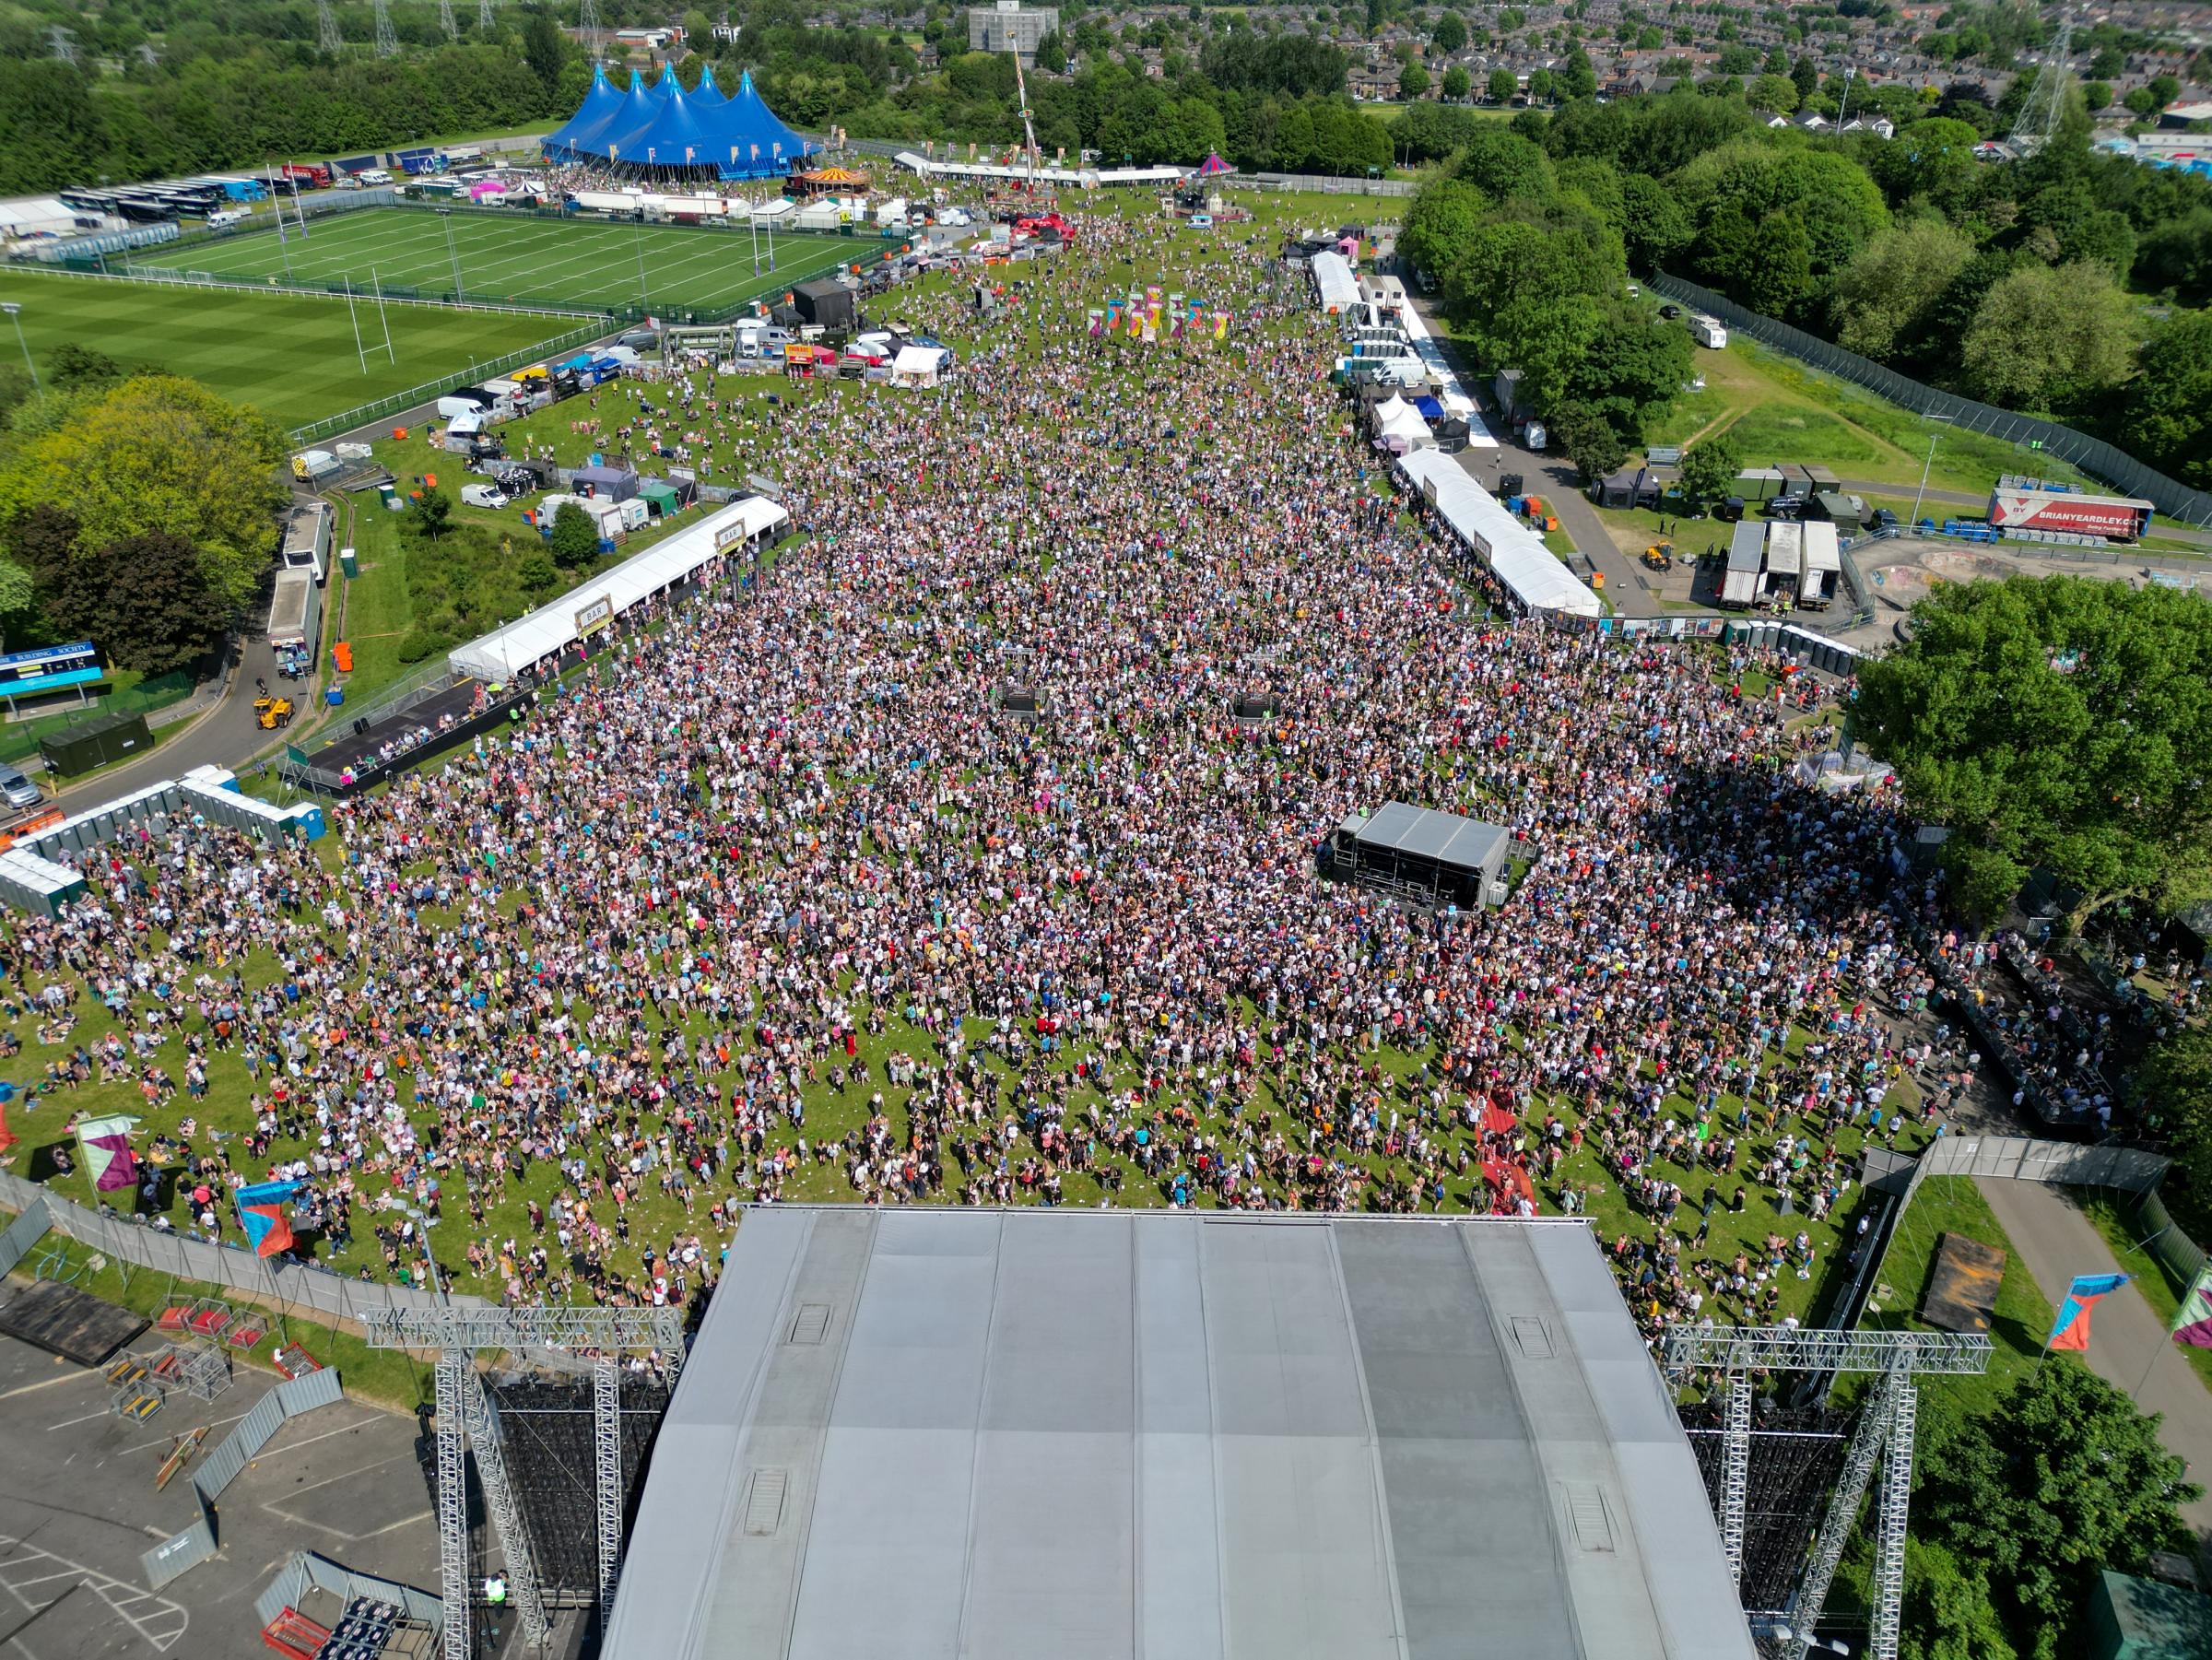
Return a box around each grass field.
[1642,336,2095,500]
[0,267,583,430]
[127,206,862,322]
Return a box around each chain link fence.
[1647,272,2212,529]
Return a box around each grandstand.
[545,63,818,182]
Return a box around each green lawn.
[0,267,584,431]
[1858,1175,2054,1442]
[1639,336,2095,500]
[129,206,862,323]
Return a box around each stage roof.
[604,1208,1757,1660]
[1350,800,1512,874]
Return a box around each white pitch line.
[0,1372,101,1401]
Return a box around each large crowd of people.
[0,193,1951,1352]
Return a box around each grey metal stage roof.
[1347,802,1512,873]
[603,1209,1757,1660]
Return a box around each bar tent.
[448,498,789,682]
[1397,450,1601,618]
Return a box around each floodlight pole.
[1908,415,1954,531]
[0,303,37,398]
[437,208,465,301]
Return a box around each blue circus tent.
[649,63,680,99]
[544,61,818,180]
[544,63,625,153]
[689,64,729,109]
[718,69,811,174]
[608,80,720,171]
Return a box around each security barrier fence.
[1647,272,2212,529]
[0,1170,489,1325]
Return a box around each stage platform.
[0,1280,148,1366]
[310,678,488,776]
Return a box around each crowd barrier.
[0,1169,489,1325]
[253,1551,443,1637]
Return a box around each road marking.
[0,1374,100,1402]
[0,1536,186,1654]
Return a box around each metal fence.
[1915,1135,2169,1192]
[286,321,607,444]
[0,1171,488,1325]
[1646,272,2212,529]
[0,1197,51,1279]
[253,1551,443,1636]
[142,1489,218,1591]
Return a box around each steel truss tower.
[365,1307,687,1658]
[1663,1326,1990,1660]
[2008,9,2076,152]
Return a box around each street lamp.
[435,209,464,302]
[1,302,37,398]
[1908,413,1956,531]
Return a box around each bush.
[396,627,455,665]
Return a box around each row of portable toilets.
[0,765,325,917]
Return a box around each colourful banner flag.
[0,1101,15,1155]
[2048,1271,2132,1352]
[2172,1266,2212,1349]
[235,1179,304,1258]
[74,1114,139,1193]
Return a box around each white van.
[460,482,509,510]
[359,168,394,185]
[207,208,249,230]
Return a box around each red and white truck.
[1985,485,2153,541]
[281,161,332,189]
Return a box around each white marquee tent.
[1396,450,1601,619]
[447,497,788,682]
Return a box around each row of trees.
[1401,88,2212,488]
[0,32,585,196]
[0,349,285,673]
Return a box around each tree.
[547,503,602,569]
[1676,429,1742,509]
[522,6,567,94]
[1441,65,1470,101]
[516,547,560,594]
[1399,61,1430,100]
[0,558,30,652]
[47,342,125,392]
[1033,29,1066,74]
[1959,262,2136,414]
[1431,9,1465,54]
[0,375,283,617]
[1918,1360,2199,1657]
[1562,49,1595,101]
[1486,66,1515,104]
[1789,54,1818,101]
[1829,220,1976,361]
[2082,79,2112,112]
[408,486,453,542]
[2125,312,2212,490]
[1547,399,1624,483]
[1527,65,1553,102]
[2141,1023,2212,1214]
[1747,73,1798,114]
[1559,306,1693,435]
[91,531,221,673]
[1854,576,2212,927]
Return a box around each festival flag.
[2048,1271,2132,1352]
[2172,1266,2212,1349]
[74,1114,140,1193]
[235,1179,304,1258]
[0,1100,15,1155]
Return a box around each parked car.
[0,764,42,810]
[1658,303,1681,320]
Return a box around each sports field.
[0,267,584,430]
[126,206,859,320]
